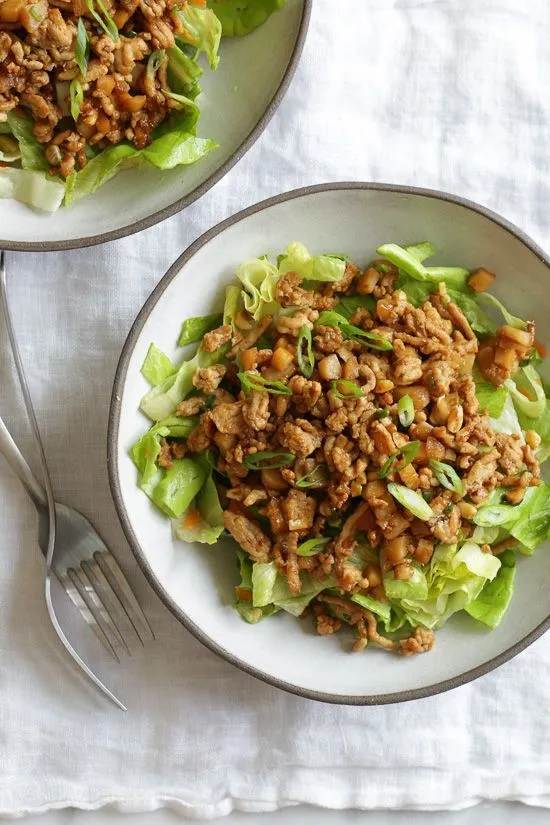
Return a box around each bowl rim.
[0,0,311,253]
[108,181,550,705]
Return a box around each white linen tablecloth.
[3,0,550,817]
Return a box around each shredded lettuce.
[489,393,523,437]
[131,414,198,496]
[152,456,208,518]
[505,365,546,420]
[475,377,508,419]
[251,561,334,616]
[178,4,222,68]
[377,242,469,290]
[474,483,550,553]
[477,292,528,330]
[207,0,286,37]
[6,112,48,171]
[236,257,280,321]
[0,168,65,212]
[278,242,347,283]
[223,284,241,327]
[140,345,225,421]
[173,472,224,544]
[384,543,500,630]
[178,314,223,347]
[65,125,217,204]
[141,343,177,386]
[465,548,516,629]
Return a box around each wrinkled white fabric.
[2,0,550,817]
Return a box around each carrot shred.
[183,508,201,529]
[535,339,547,358]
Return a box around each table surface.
[18,805,549,824]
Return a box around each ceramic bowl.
[108,183,550,704]
[1,0,309,251]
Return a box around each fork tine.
[67,567,130,659]
[60,569,121,662]
[95,551,155,644]
[81,557,135,654]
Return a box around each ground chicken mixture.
[0,0,204,177]
[144,250,544,655]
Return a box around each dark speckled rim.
[1,1,311,252]
[108,182,550,705]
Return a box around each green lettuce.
[489,394,523,437]
[236,257,280,320]
[178,4,222,69]
[131,414,198,497]
[465,548,516,629]
[141,343,177,386]
[475,377,508,419]
[0,168,65,212]
[6,112,48,171]
[377,242,469,291]
[152,456,207,518]
[278,242,347,283]
[505,365,546,420]
[178,314,223,346]
[140,345,224,421]
[473,482,550,553]
[173,471,224,544]
[384,543,501,630]
[251,561,334,616]
[335,294,376,320]
[207,0,286,37]
[223,284,242,327]
[233,551,279,623]
[65,114,217,205]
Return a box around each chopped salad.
[132,240,550,655]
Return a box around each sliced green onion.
[295,464,329,488]
[297,325,314,378]
[238,372,292,396]
[373,408,389,420]
[387,482,434,521]
[75,18,90,78]
[29,4,44,21]
[69,78,83,122]
[341,322,393,351]
[380,441,420,479]
[331,380,363,399]
[296,537,331,557]
[147,48,167,78]
[429,460,465,495]
[243,451,294,470]
[85,0,119,42]
[397,394,414,427]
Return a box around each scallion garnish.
[387,483,434,521]
[331,379,363,399]
[243,451,294,470]
[295,464,329,488]
[75,18,90,78]
[238,372,292,396]
[379,441,420,479]
[296,537,331,557]
[341,322,393,351]
[397,394,414,427]
[297,325,314,378]
[69,78,84,121]
[85,0,120,42]
[429,459,465,495]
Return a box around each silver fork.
[0,251,154,710]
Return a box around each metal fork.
[0,251,154,710]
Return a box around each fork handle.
[0,415,46,510]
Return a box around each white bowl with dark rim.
[0,0,309,251]
[108,183,550,704]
